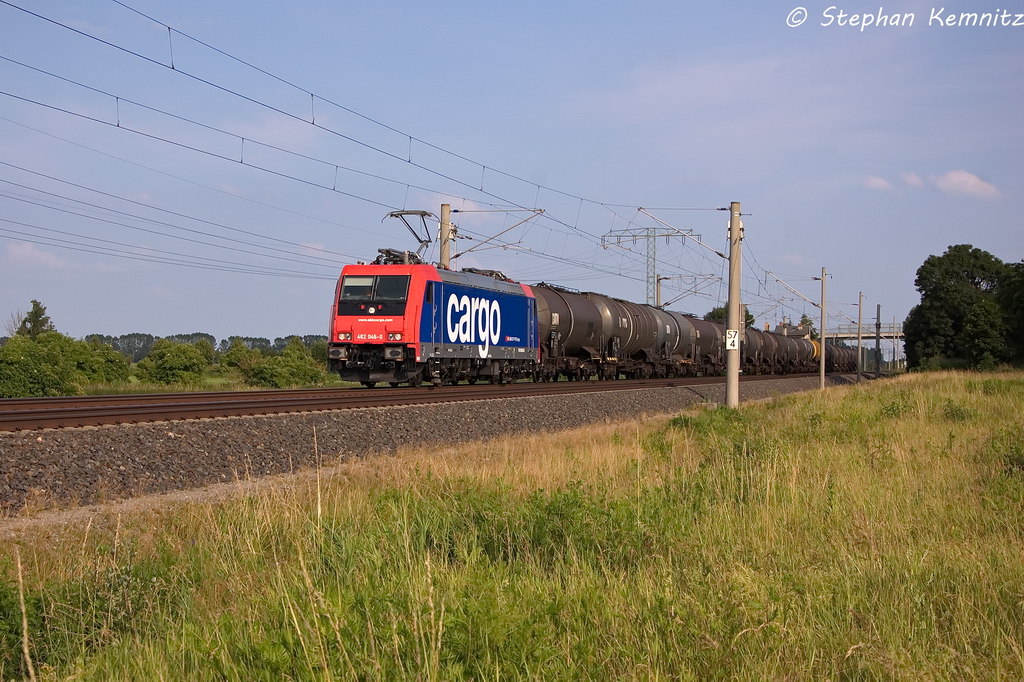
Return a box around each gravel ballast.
[0,376,856,513]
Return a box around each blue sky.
[0,0,1020,342]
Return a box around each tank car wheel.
[467,377,477,385]
[389,382,400,388]
[362,381,377,388]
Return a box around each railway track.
[0,374,812,432]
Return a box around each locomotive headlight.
[387,332,403,341]
[338,332,352,341]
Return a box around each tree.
[193,338,216,366]
[85,333,155,362]
[246,337,326,388]
[84,339,131,383]
[3,308,24,336]
[135,339,206,384]
[308,338,328,366]
[164,332,216,346]
[15,300,56,340]
[221,338,263,371]
[0,331,129,397]
[704,305,754,328]
[960,299,1008,369]
[222,336,273,356]
[904,244,1011,368]
[799,313,819,341]
[997,261,1024,362]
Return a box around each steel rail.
[0,374,812,432]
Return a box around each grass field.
[2,371,1023,679]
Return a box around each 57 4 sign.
[725,329,740,350]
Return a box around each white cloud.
[930,170,999,199]
[6,242,70,270]
[900,172,924,187]
[863,176,893,191]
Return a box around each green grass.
[2,371,1023,679]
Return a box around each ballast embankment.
[0,375,856,514]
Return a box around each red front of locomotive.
[327,264,436,386]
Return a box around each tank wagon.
[327,253,856,386]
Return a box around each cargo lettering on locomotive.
[446,294,502,357]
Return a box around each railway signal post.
[725,201,742,409]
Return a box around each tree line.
[904,244,1024,369]
[0,301,331,397]
[81,332,329,363]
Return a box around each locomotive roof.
[437,268,528,295]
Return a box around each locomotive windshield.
[374,275,410,300]
[338,275,410,315]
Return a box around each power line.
[0,216,336,277]
[0,169,363,266]
[0,88,405,211]
[0,187,344,271]
[0,2,766,299]
[0,55,486,216]
[0,56,595,251]
[0,225,335,279]
[0,1,638,245]
[0,114,398,242]
[109,0,718,216]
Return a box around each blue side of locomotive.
[416,270,537,363]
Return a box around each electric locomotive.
[327,249,858,386]
[327,251,538,387]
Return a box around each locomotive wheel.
[362,381,377,388]
[467,377,477,385]
[409,375,422,388]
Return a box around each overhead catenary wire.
[0,55,488,216]
[0,169,365,266]
[0,103,654,285]
[0,223,336,279]
[0,114,393,242]
[0,1,606,245]
[0,3,737,291]
[0,59,605,264]
[107,0,725,217]
[0,187,351,270]
[0,1,853,314]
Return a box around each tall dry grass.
[1,371,1023,679]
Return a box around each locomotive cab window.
[338,275,411,315]
[340,276,374,300]
[374,275,410,301]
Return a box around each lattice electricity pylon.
[601,226,698,305]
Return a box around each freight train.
[326,251,856,387]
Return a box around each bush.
[84,338,131,383]
[135,339,207,385]
[245,337,326,388]
[309,338,328,365]
[0,332,88,397]
[221,338,263,370]
[193,338,216,366]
